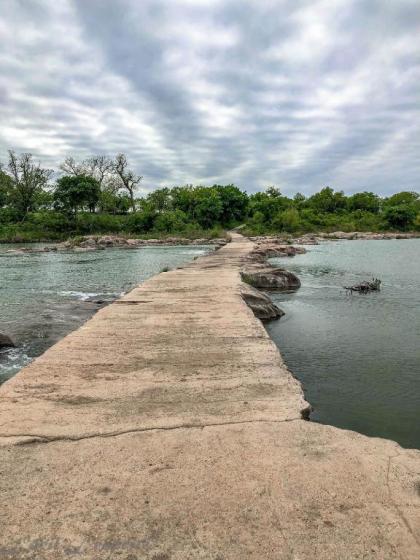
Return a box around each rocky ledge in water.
[317,231,420,240]
[242,264,301,291]
[240,238,302,321]
[59,235,228,251]
[1,235,228,255]
[249,231,420,246]
[239,283,285,320]
[250,240,306,261]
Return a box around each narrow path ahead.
[0,234,419,559]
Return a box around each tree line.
[0,150,419,241]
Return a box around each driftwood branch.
[344,278,381,293]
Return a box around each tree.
[193,187,223,228]
[265,186,282,198]
[54,175,101,217]
[248,188,292,222]
[293,193,306,206]
[384,205,416,231]
[308,187,347,213]
[0,168,13,207]
[154,209,188,232]
[99,189,131,214]
[146,187,171,213]
[347,192,380,213]
[213,184,249,225]
[60,156,86,177]
[5,151,52,218]
[112,153,142,211]
[385,191,418,208]
[60,155,113,188]
[272,208,301,232]
[86,155,113,187]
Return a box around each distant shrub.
[384,205,416,231]
[126,210,157,233]
[75,213,127,234]
[153,210,188,233]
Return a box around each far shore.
[1,230,419,255]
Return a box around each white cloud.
[0,0,419,195]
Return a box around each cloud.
[0,0,419,195]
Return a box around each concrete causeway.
[0,233,419,559]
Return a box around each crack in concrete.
[385,453,420,547]
[0,417,304,446]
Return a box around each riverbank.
[249,230,420,245]
[0,234,227,255]
[0,233,419,559]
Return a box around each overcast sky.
[1,0,419,195]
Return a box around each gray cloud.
[0,0,419,195]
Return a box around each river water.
[267,239,420,449]
[0,244,211,383]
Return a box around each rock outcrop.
[59,235,228,251]
[240,283,285,320]
[242,265,301,291]
[251,243,306,260]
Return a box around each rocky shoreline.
[1,234,228,255]
[250,230,419,245]
[2,230,418,255]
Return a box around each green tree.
[154,209,188,232]
[213,184,248,225]
[249,187,292,223]
[384,191,418,208]
[146,187,171,213]
[5,151,52,218]
[54,175,101,217]
[99,189,131,214]
[127,208,157,232]
[384,205,416,231]
[347,192,380,213]
[0,168,13,207]
[308,187,347,213]
[272,208,301,232]
[193,187,223,228]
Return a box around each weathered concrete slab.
[0,234,419,559]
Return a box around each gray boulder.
[242,266,301,291]
[240,284,284,320]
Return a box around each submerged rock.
[240,284,284,320]
[0,333,15,348]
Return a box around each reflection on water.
[267,239,420,449]
[0,244,211,383]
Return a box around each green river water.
[268,239,420,449]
